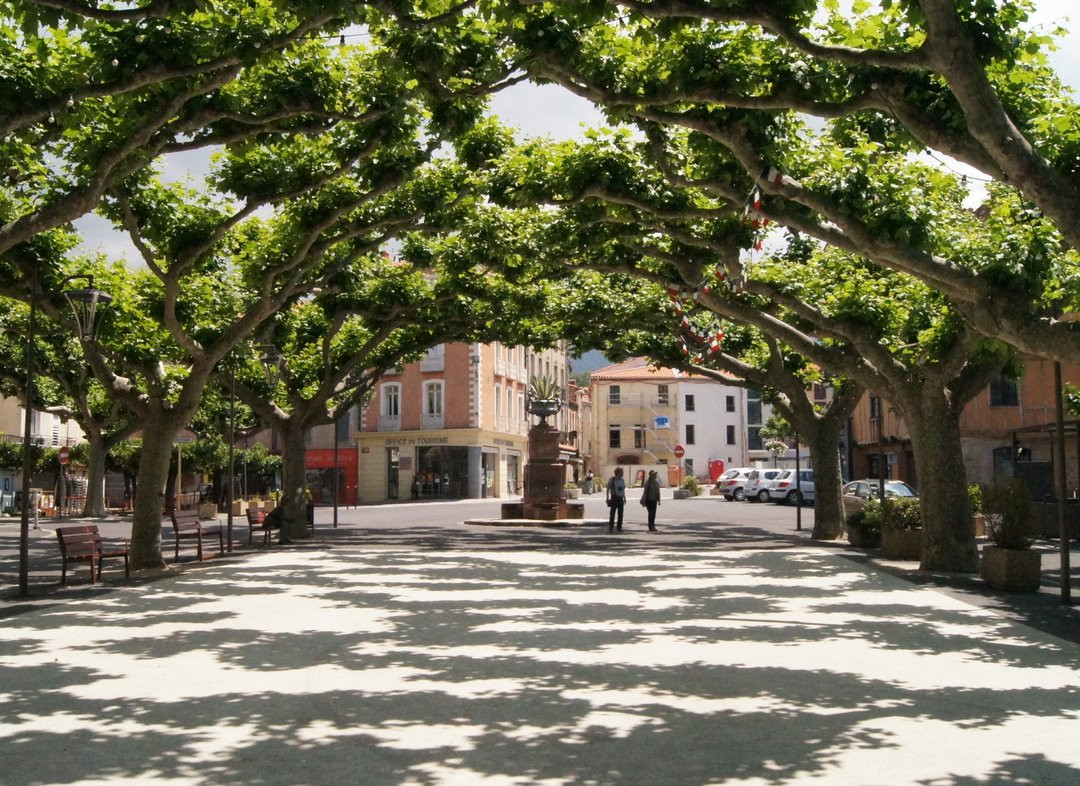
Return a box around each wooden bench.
[170,508,223,563]
[246,508,276,545]
[56,525,129,585]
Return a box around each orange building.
[849,357,1080,496]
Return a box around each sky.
[74,2,1078,262]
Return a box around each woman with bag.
[641,470,661,532]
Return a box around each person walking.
[606,467,626,532]
[641,470,661,531]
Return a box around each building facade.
[349,341,571,503]
[589,358,750,485]
[849,357,1080,495]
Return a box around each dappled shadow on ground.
[3,524,1080,785]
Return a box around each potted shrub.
[981,479,1040,591]
[674,476,702,499]
[846,500,883,548]
[969,483,986,538]
[880,497,922,559]
[563,482,580,500]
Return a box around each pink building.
[353,341,571,502]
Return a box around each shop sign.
[383,436,450,446]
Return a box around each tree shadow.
[3,529,1080,784]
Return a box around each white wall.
[678,379,745,478]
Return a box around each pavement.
[2,493,1080,784]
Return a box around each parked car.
[842,479,918,515]
[715,468,756,501]
[769,469,816,505]
[744,469,785,502]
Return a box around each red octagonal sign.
[58,446,70,465]
[673,445,685,458]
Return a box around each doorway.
[387,447,399,500]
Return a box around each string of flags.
[744,166,783,253]
[666,285,726,363]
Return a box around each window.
[335,413,350,443]
[634,425,646,449]
[686,424,695,445]
[420,343,445,372]
[726,395,735,413]
[507,388,514,421]
[495,384,502,418]
[609,385,621,405]
[609,426,621,449]
[813,383,828,402]
[989,375,1019,407]
[657,385,669,405]
[869,395,883,420]
[748,426,763,451]
[726,424,736,445]
[381,384,400,417]
[424,381,443,416]
[685,394,695,411]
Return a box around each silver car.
[842,479,918,515]
[769,469,816,505]
[715,468,756,501]
[744,469,785,502]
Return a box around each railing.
[378,415,401,431]
[421,413,444,429]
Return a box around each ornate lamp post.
[19,276,111,596]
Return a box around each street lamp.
[19,275,111,596]
[224,364,237,553]
[332,414,340,529]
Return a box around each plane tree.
[53,55,502,569]
[499,0,1080,363]
[496,132,1010,570]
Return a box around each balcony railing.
[378,415,401,431]
[421,413,444,429]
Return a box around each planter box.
[563,488,580,500]
[972,514,986,538]
[846,528,881,549]
[262,500,276,514]
[673,489,695,500]
[981,546,1041,592]
[230,500,247,516]
[881,528,921,560]
[197,502,218,520]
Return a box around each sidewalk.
[2,508,1080,784]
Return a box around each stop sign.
[58,446,70,465]
[673,445,685,458]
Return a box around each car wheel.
[733,488,746,501]
[757,490,770,503]
[785,490,801,506]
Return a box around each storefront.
[358,429,527,503]
[305,448,358,505]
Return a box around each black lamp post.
[19,275,111,596]
[225,367,236,553]
[333,415,340,529]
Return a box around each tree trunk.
[129,412,186,570]
[81,434,108,517]
[904,404,977,572]
[278,422,312,541]
[806,425,846,540]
